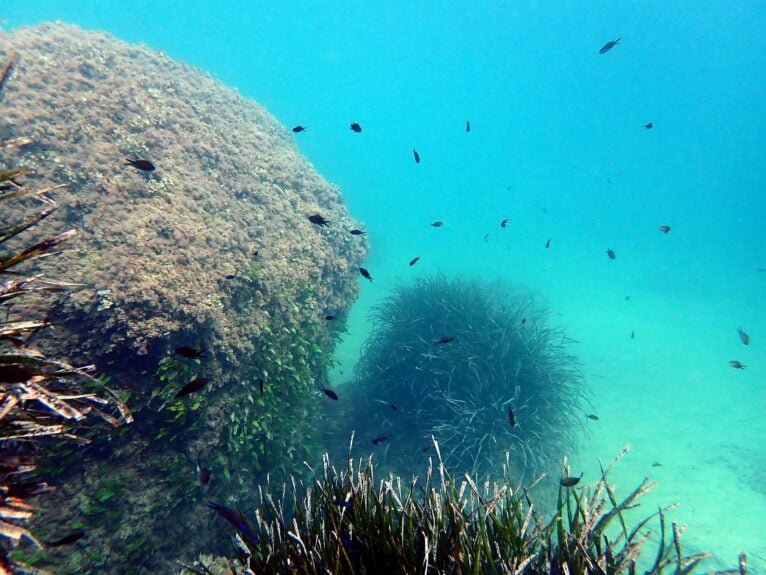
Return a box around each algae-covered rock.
[0,23,366,574]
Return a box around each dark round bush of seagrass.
[347,274,589,479]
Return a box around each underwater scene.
[1,2,764,574]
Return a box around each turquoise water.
[6,1,766,570]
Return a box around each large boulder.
[1,23,366,573]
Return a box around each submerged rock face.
[0,23,365,573]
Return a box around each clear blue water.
[5,1,766,570]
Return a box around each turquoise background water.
[5,1,766,570]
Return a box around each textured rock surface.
[0,23,366,574]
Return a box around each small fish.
[430,221,444,227]
[175,376,209,398]
[631,330,635,339]
[333,495,352,509]
[521,318,526,325]
[308,214,330,226]
[207,502,258,546]
[625,295,631,301]
[737,328,749,345]
[658,225,671,234]
[124,158,155,172]
[409,256,421,266]
[652,462,663,468]
[224,274,237,280]
[252,250,259,258]
[545,238,551,249]
[586,414,599,421]
[435,336,455,345]
[560,473,583,487]
[644,122,653,129]
[413,148,420,163]
[372,435,391,445]
[321,387,339,400]
[46,530,86,547]
[466,120,471,133]
[175,346,206,359]
[349,229,366,235]
[358,267,373,282]
[350,122,362,133]
[256,378,264,396]
[292,125,306,133]
[729,360,746,370]
[197,458,211,485]
[606,248,616,260]
[508,405,517,427]
[389,403,398,411]
[483,233,489,242]
[500,218,509,228]
[324,314,336,321]
[599,37,621,54]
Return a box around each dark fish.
[521,318,526,325]
[430,221,444,227]
[321,387,339,400]
[586,414,599,421]
[508,405,517,427]
[413,148,421,164]
[625,295,631,301]
[256,378,264,396]
[729,360,746,370]
[658,225,671,234]
[224,274,237,279]
[349,229,366,235]
[358,267,373,282]
[207,502,258,546]
[389,403,398,411]
[409,256,421,266]
[175,346,206,359]
[372,435,391,445]
[631,330,635,339]
[466,120,471,133]
[435,336,455,345]
[292,125,306,133]
[125,158,155,172]
[252,250,259,258]
[545,238,551,249]
[46,530,86,547]
[0,365,40,384]
[483,233,489,242]
[652,462,663,468]
[560,474,583,487]
[308,214,330,226]
[644,122,653,129]
[175,376,209,398]
[324,315,336,320]
[333,495,352,509]
[737,328,749,345]
[500,218,509,228]
[606,248,616,260]
[599,37,621,54]
[350,122,362,133]
[197,458,211,485]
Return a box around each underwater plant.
[343,274,589,480]
[178,438,717,575]
[0,58,132,572]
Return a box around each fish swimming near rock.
[124,158,155,172]
[409,256,421,266]
[560,473,583,487]
[324,314,336,321]
[292,125,306,133]
[737,328,749,345]
[606,248,616,260]
[349,229,366,235]
[175,376,209,398]
[308,214,330,226]
[586,414,599,421]
[256,378,265,395]
[413,148,421,163]
[46,530,86,547]
[197,458,211,485]
[658,225,671,234]
[350,122,362,133]
[599,38,621,54]
[321,387,339,400]
[359,267,373,282]
[175,346,206,359]
[207,502,259,546]
[729,360,746,370]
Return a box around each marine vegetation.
[0,117,132,571]
[177,439,716,575]
[343,274,588,480]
